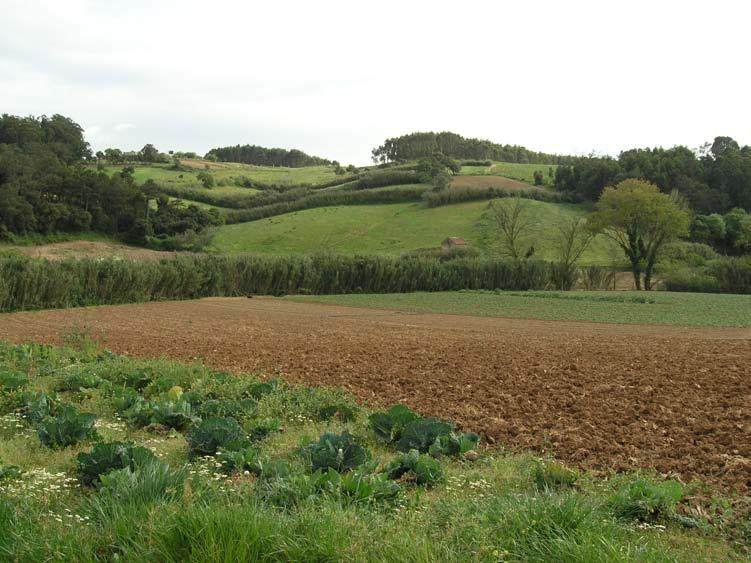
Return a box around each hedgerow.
[0,253,554,312]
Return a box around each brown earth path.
[1,297,749,492]
[0,241,175,261]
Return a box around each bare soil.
[1,297,748,492]
[1,241,177,261]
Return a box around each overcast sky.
[2,0,749,165]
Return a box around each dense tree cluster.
[691,207,751,254]
[204,144,331,167]
[0,114,219,244]
[148,196,223,236]
[98,144,170,164]
[371,132,572,165]
[554,137,751,214]
[0,114,147,240]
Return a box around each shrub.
[659,241,719,266]
[317,403,357,422]
[145,376,179,396]
[217,445,262,474]
[460,160,492,167]
[609,478,684,522]
[661,269,719,293]
[37,405,98,448]
[124,368,154,390]
[256,459,295,481]
[371,406,479,457]
[0,462,22,481]
[709,255,751,294]
[77,441,158,486]
[254,472,316,508]
[369,405,421,444]
[0,368,28,391]
[111,387,141,413]
[580,265,615,290]
[422,185,581,207]
[313,468,401,505]
[150,399,197,430]
[663,256,751,294]
[194,398,256,420]
[245,418,280,441]
[427,430,480,457]
[355,170,418,190]
[21,391,60,424]
[125,399,199,431]
[97,461,184,503]
[186,417,247,457]
[249,380,279,400]
[401,246,480,261]
[396,418,454,453]
[431,172,451,191]
[302,431,371,473]
[384,449,443,486]
[196,171,214,189]
[532,459,578,490]
[54,371,103,392]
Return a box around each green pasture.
[290,290,751,328]
[212,199,620,264]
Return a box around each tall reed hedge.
[223,186,428,224]
[0,254,553,312]
[422,186,583,207]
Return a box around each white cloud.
[1,0,749,164]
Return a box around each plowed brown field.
[1,297,749,492]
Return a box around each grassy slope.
[0,341,743,561]
[290,290,751,327]
[99,163,353,210]
[212,198,621,265]
[459,161,559,186]
[100,163,343,187]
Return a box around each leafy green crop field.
[291,290,751,327]
[0,341,743,561]
[212,199,620,264]
[459,161,559,186]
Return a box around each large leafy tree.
[590,179,690,290]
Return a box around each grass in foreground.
[212,199,619,264]
[290,290,751,328]
[0,341,747,561]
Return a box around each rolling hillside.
[95,160,622,265]
[212,199,621,264]
[99,162,346,188]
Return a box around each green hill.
[99,162,345,188]
[212,198,620,265]
[458,161,558,186]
